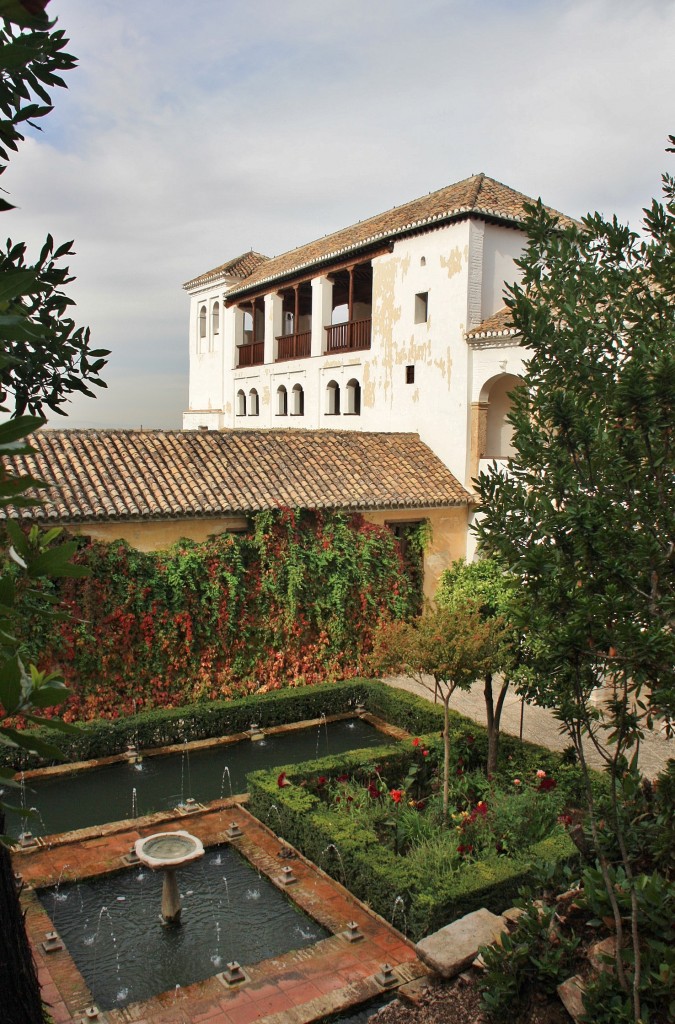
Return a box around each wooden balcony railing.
[275,331,311,361]
[236,341,264,367]
[325,317,372,353]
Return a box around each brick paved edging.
[16,801,427,1024]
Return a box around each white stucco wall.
[182,217,530,501]
[480,223,525,319]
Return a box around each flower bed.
[248,727,581,940]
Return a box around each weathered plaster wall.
[66,517,248,552]
[182,219,530,566]
[364,506,469,601]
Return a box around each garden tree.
[371,604,507,819]
[436,557,520,774]
[0,2,106,1020]
[474,145,675,1023]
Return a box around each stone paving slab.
[15,801,425,1024]
[415,908,505,979]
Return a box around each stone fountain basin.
[135,830,205,869]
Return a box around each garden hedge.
[246,736,579,941]
[3,679,372,770]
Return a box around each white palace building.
[8,177,577,598]
[183,174,573,505]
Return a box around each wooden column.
[469,401,489,487]
[347,266,355,348]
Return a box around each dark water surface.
[39,844,330,1010]
[8,718,388,838]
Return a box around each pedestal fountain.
[135,831,205,924]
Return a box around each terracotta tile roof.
[466,306,519,340]
[4,429,471,524]
[218,174,576,298]
[184,251,269,291]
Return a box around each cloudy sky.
[6,0,674,429]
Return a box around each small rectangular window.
[414,292,428,324]
[406,365,415,385]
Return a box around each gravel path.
[383,674,673,778]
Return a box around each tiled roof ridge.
[5,428,471,523]
[466,306,520,340]
[219,173,577,298]
[183,250,270,291]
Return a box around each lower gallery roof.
[3,428,472,524]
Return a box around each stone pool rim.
[17,801,427,1024]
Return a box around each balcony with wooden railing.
[236,341,264,367]
[275,331,311,362]
[325,318,372,354]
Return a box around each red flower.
[422,750,429,757]
[412,737,420,747]
[367,781,380,800]
[466,735,475,745]
[390,789,403,803]
[317,775,327,787]
[337,774,349,783]
[277,772,289,788]
[538,777,557,792]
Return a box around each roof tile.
[215,174,576,297]
[4,429,471,524]
[466,306,518,339]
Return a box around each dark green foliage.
[474,146,675,1022]
[478,901,580,1022]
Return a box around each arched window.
[326,380,340,415]
[199,305,207,341]
[249,388,259,416]
[346,378,361,415]
[236,389,246,417]
[212,301,220,335]
[291,383,304,416]
[276,385,288,416]
[484,374,521,458]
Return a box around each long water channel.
[8,718,389,838]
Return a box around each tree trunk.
[0,815,45,1024]
[484,673,510,775]
[442,692,451,820]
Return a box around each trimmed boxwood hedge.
[4,678,466,771]
[3,679,374,770]
[247,740,578,941]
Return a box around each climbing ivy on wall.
[16,510,423,721]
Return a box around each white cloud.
[5,0,674,427]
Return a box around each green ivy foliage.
[14,509,422,720]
